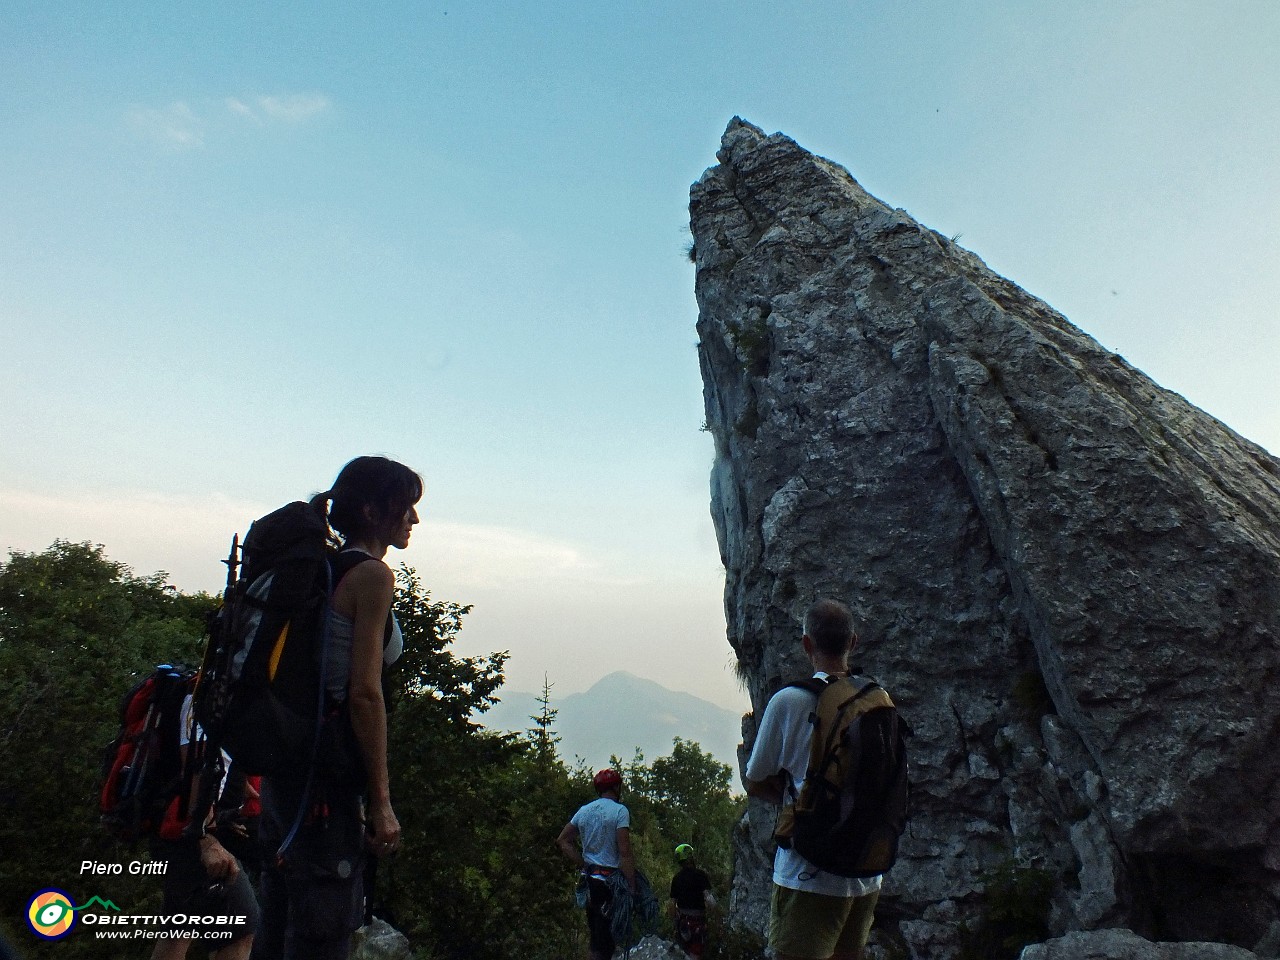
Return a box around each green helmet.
[675,843,694,862]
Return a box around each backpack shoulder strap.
[781,676,834,735]
[783,676,831,697]
[846,676,895,712]
[331,549,375,584]
[766,677,830,803]
[329,551,398,652]
[801,676,893,783]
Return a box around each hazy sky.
[2,0,1277,712]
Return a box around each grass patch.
[958,860,1055,960]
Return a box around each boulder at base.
[1020,929,1260,960]
[351,918,412,960]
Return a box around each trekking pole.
[224,534,239,582]
[183,680,226,836]
[123,666,182,802]
[184,537,239,840]
[121,698,159,802]
[195,536,239,703]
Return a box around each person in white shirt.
[556,768,637,960]
[744,599,883,960]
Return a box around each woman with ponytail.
[253,456,423,960]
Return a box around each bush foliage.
[0,542,215,959]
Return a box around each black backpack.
[773,675,911,878]
[100,664,197,841]
[192,501,335,780]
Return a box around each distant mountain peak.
[481,672,740,772]
[589,671,663,692]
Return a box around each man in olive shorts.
[744,599,882,960]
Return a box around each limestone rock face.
[692,118,1280,957]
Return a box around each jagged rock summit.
[693,118,1280,957]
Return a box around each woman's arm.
[345,560,401,855]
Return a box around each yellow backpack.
[773,675,911,878]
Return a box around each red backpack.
[100,665,197,841]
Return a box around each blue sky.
[2,0,1277,712]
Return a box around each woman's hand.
[366,799,401,857]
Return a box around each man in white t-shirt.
[556,768,637,960]
[745,599,882,960]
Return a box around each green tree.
[527,674,560,764]
[0,542,215,959]
[382,565,580,960]
[645,737,738,883]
